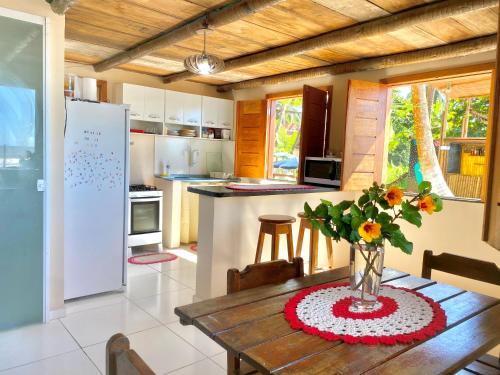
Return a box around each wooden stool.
[255,215,296,263]
[296,212,334,275]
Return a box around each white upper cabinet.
[182,93,202,126]
[164,90,184,125]
[144,87,165,123]
[218,99,234,129]
[202,96,219,128]
[121,84,144,120]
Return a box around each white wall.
[0,0,66,317]
[232,51,500,299]
[65,62,233,100]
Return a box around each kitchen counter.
[155,174,239,183]
[193,188,355,300]
[188,185,337,197]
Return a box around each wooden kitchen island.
[188,185,355,300]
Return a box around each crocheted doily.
[284,282,446,345]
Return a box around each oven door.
[129,197,162,235]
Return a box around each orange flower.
[418,195,436,214]
[358,221,382,243]
[384,186,404,207]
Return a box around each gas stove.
[130,184,158,192]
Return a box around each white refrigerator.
[64,100,129,300]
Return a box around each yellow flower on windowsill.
[384,186,404,207]
[358,221,382,243]
[418,195,436,214]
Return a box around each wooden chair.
[226,258,305,374]
[421,250,500,285]
[421,250,500,375]
[254,215,296,264]
[296,212,334,275]
[106,333,154,375]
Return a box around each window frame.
[381,64,495,202]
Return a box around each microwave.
[304,157,342,187]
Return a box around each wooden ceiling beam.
[216,35,497,91]
[92,0,284,72]
[163,0,498,84]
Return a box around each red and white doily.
[284,282,446,345]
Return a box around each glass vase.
[349,243,385,312]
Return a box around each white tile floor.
[0,247,226,375]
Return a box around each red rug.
[190,244,198,251]
[128,252,178,265]
[226,184,315,192]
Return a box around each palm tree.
[411,84,454,197]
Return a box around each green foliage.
[274,97,302,154]
[304,181,443,255]
[386,87,489,189]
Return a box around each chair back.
[106,333,154,375]
[421,250,500,285]
[227,257,304,294]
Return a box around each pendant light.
[184,26,224,76]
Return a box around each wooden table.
[175,267,500,374]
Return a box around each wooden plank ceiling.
[65,0,499,87]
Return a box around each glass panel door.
[0,11,44,329]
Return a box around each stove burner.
[129,184,158,192]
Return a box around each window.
[384,72,491,200]
[267,95,303,181]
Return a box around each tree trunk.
[411,84,454,197]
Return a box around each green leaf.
[358,194,370,207]
[351,216,364,231]
[418,181,432,195]
[349,229,361,243]
[320,199,332,206]
[382,223,400,234]
[365,205,379,219]
[328,205,342,220]
[341,213,352,225]
[350,204,362,217]
[304,202,313,217]
[389,230,413,254]
[337,200,354,211]
[376,212,392,224]
[402,209,422,227]
[402,200,419,213]
[430,193,443,212]
[315,203,328,218]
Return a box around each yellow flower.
[418,195,436,214]
[358,221,382,243]
[384,186,404,207]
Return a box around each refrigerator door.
[64,100,129,299]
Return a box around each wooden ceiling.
[64,0,499,88]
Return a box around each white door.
[144,87,165,123]
[182,92,202,126]
[123,84,144,120]
[218,99,234,129]
[164,90,184,125]
[202,96,219,128]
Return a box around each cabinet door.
[182,93,202,126]
[164,90,184,124]
[144,87,165,123]
[123,83,144,120]
[218,99,234,129]
[202,96,219,128]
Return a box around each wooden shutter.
[483,33,500,249]
[298,85,330,184]
[235,100,268,178]
[342,80,388,191]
